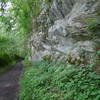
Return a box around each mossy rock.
[42,55,52,62]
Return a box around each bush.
[22,56,31,68]
[18,61,100,100]
[0,24,25,72]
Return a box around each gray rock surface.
[29,0,100,64]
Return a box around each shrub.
[22,56,31,68]
[18,61,100,100]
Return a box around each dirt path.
[0,62,23,100]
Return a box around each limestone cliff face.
[29,0,100,66]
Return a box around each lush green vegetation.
[11,0,50,33]
[0,0,50,72]
[18,61,100,100]
[0,0,100,100]
[0,0,27,72]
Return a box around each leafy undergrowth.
[18,61,100,100]
[22,56,31,68]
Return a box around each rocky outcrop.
[29,0,100,65]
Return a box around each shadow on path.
[0,62,23,100]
